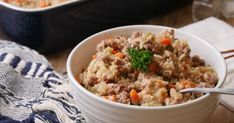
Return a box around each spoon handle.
[180,88,234,95]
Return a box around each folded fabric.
[0,41,85,123]
[179,17,234,111]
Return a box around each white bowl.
[67,25,227,123]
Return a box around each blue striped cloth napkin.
[0,41,85,123]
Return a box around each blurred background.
[0,0,234,55]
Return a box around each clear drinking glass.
[192,0,220,21]
[220,0,234,18]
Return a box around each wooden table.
[1,3,234,123]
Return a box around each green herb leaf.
[127,48,153,72]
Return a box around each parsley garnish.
[127,48,153,72]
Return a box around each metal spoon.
[180,88,234,95]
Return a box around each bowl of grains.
[67,25,227,123]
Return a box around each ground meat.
[88,77,98,87]
[192,55,205,67]
[115,59,125,65]
[97,38,124,52]
[114,84,127,94]
[103,56,113,65]
[131,32,141,38]
[117,91,130,104]
[150,42,163,54]
[103,75,116,83]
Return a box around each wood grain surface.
[0,3,233,123]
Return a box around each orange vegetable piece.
[112,50,117,54]
[130,89,139,104]
[160,38,171,46]
[115,52,124,59]
[39,0,48,7]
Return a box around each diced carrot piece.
[160,38,171,46]
[39,0,47,7]
[149,63,157,73]
[115,52,124,59]
[130,89,139,104]
[112,50,117,54]
[92,55,97,60]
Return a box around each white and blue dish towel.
[0,17,234,123]
[0,41,85,123]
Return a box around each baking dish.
[0,0,192,53]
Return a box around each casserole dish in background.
[0,0,192,53]
[67,25,227,123]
